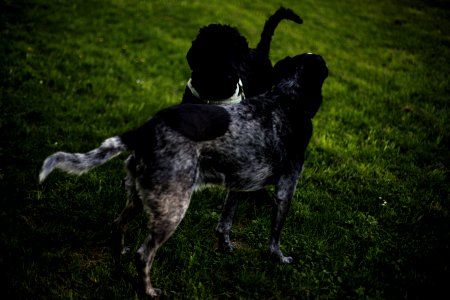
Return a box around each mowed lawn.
[1,0,449,299]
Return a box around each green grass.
[1,0,449,298]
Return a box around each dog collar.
[187,78,245,105]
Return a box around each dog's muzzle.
[187,78,245,105]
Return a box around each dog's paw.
[217,242,236,252]
[112,242,129,258]
[142,287,162,299]
[280,255,293,264]
[141,287,162,299]
[270,251,294,264]
[121,245,131,255]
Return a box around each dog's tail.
[39,136,126,183]
[256,7,303,57]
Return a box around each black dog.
[183,7,303,251]
[182,7,303,104]
[39,53,328,297]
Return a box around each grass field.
[1,0,449,299]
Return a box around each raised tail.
[256,7,303,57]
[39,136,126,183]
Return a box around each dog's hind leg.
[135,235,161,298]
[112,155,143,257]
[112,173,143,257]
[216,190,239,251]
[135,187,193,298]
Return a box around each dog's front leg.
[269,196,293,263]
[269,166,302,263]
[216,190,239,251]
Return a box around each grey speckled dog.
[39,53,328,298]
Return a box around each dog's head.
[274,53,328,118]
[186,24,249,100]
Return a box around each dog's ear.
[274,54,328,118]
[301,54,328,83]
[273,56,294,84]
[158,104,231,142]
[298,54,328,118]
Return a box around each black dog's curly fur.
[182,7,303,103]
[39,53,328,297]
[183,7,303,247]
